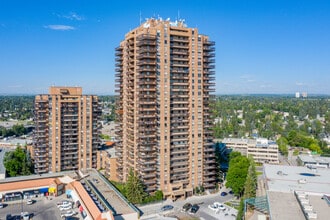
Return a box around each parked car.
[20,212,30,220]
[221,192,228,196]
[208,203,218,211]
[27,199,34,205]
[64,217,79,220]
[61,210,77,218]
[161,205,174,212]
[0,202,4,208]
[190,204,199,213]
[57,200,72,207]
[208,202,225,211]
[181,203,192,212]
[59,205,72,211]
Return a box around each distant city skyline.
[1,0,330,95]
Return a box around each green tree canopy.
[225,154,250,197]
[244,158,257,199]
[3,146,33,177]
[124,169,147,204]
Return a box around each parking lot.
[139,190,238,220]
[0,194,81,220]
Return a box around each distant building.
[33,86,102,174]
[295,92,300,98]
[222,138,279,164]
[301,92,308,98]
[297,154,330,168]
[96,143,118,182]
[115,18,216,199]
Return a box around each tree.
[243,158,257,198]
[3,146,34,177]
[225,154,250,197]
[277,137,288,156]
[229,151,242,160]
[236,198,245,220]
[309,143,322,154]
[125,169,146,204]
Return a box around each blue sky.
[1,0,330,95]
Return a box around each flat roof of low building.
[0,170,77,184]
[298,155,330,164]
[308,194,330,220]
[267,191,305,220]
[222,138,251,144]
[0,177,56,192]
[264,164,330,194]
[80,169,138,216]
[267,189,330,220]
[105,147,116,157]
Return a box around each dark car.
[181,203,192,212]
[65,217,79,220]
[161,205,174,211]
[190,204,199,213]
[221,192,228,196]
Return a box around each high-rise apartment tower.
[115,18,216,199]
[33,86,101,174]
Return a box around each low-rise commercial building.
[0,169,139,220]
[222,138,279,164]
[297,154,330,168]
[262,164,330,220]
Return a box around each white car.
[208,203,219,211]
[61,210,77,218]
[59,204,72,211]
[27,199,34,205]
[208,202,226,212]
[57,200,72,207]
[21,212,30,220]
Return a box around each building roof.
[71,181,104,220]
[105,141,115,146]
[298,155,330,164]
[0,170,75,184]
[82,170,138,216]
[264,164,330,194]
[222,138,251,144]
[267,191,305,220]
[0,177,55,192]
[105,147,116,158]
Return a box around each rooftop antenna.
[178,10,180,20]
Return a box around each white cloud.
[44,25,75,31]
[260,84,272,88]
[58,12,84,21]
[296,82,305,86]
[239,74,252,79]
[239,74,256,83]
[8,85,22,88]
